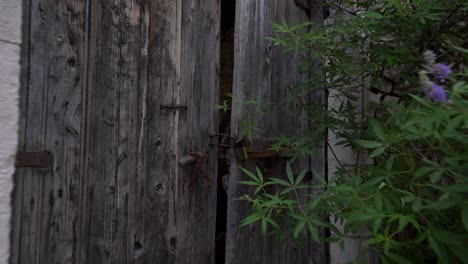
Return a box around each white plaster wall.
[0,0,22,263]
[327,93,365,264]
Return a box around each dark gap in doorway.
[215,0,235,263]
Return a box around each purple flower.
[423,82,447,103]
[432,63,452,82]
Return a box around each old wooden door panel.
[11,0,86,263]
[145,0,219,263]
[79,1,149,263]
[12,0,219,263]
[175,0,220,263]
[225,1,326,263]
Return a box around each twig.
[325,140,352,178]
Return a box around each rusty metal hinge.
[15,151,51,168]
[160,104,187,110]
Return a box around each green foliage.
[238,1,468,263]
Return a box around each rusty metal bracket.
[160,104,187,110]
[179,155,197,166]
[15,151,52,168]
[234,138,292,161]
[208,134,235,148]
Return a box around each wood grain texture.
[144,0,220,263]
[174,1,219,263]
[12,0,219,263]
[11,0,86,263]
[225,0,326,263]
[79,1,147,263]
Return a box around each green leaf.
[426,199,458,210]
[408,217,421,232]
[361,11,383,18]
[307,222,319,242]
[356,139,383,149]
[382,101,404,110]
[295,168,308,186]
[414,167,434,178]
[254,186,262,195]
[451,45,468,54]
[239,166,259,183]
[412,199,423,212]
[372,217,382,233]
[280,187,294,195]
[324,236,342,243]
[386,252,412,264]
[462,205,468,231]
[434,230,464,246]
[369,146,385,159]
[269,177,291,187]
[365,234,386,245]
[238,181,259,186]
[369,117,385,140]
[375,192,383,211]
[409,94,433,108]
[429,236,448,263]
[255,166,264,184]
[445,184,468,193]
[449,245,468,263]
[430,170,443,183]
[265,218,279,229]
[240,214,261,227]
[397,216,409,233]
[312,170,327,185]
[293,219,306,238]
[261,218,267,234]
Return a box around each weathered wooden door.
[225,1,326,263]
[12,0,219,263]
[12,0,326,263]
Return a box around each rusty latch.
[15,151,51,168]
[234,139,292,161]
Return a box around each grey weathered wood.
[225,0,326,263]
[145,1,219,262]
[12,0,219,263]
[176,1,219,261]
[78,1,148,263]
[11,0,86,263]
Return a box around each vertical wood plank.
[15,0,49,262]
[41,1,86,263]
[225,0,325,263]
[128,2,149,263]
[144,0,181,262]
[145,0,219,263]
[79,0,148,263]
[176,1,219,263]
[11,0,86,263]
